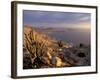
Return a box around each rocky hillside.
[23,25,90,69]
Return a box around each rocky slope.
[23,25,90,69]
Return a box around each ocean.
[44,28,90,46]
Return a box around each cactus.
[24,28,48,68]
[57,40,63,47]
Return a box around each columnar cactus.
[24,28,47,68]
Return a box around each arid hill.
[23,25,90,69]
[23,25,73,69]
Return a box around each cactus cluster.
[24,28,48,68]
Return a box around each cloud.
[23,10,91,29]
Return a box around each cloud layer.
[23,10,91,29]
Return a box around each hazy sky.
[23,10,91,29]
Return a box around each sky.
[23,10,91,30]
